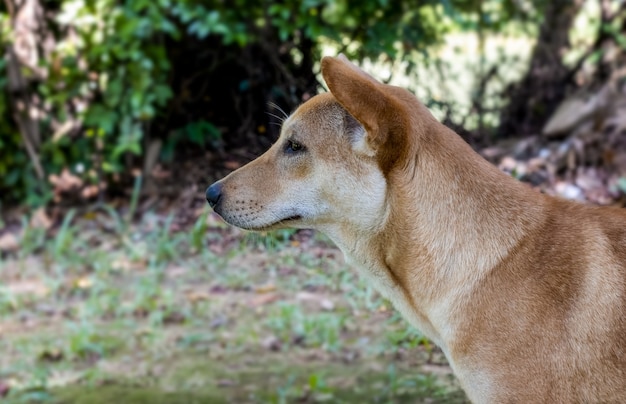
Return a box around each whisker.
[265,111,286,123]
[267,101,289,120]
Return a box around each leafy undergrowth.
[0,207,467,403]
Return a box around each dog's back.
[452,199,626,402]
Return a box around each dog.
[206,55,626,403]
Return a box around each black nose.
[206,182,223,208]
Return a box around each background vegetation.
[2,0,623,207]
[1,0,625,402]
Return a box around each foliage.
[2,0,620,206]
[1,0,177,204]
[0,0,517,206]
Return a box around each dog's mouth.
[255,214,303,231]
[264,214,303,229]
[232,214,303,232]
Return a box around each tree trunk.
[498,0,584,137]
[4,0,50,181]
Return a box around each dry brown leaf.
[185,290,211,303]
[0,232,19,252]
[254,284,277,294]
[420,364,454,376]
[81,184,101,199]
[30,207,52,230]
[49,168,82,192]
[248,293,280,307]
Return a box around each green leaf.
[84,104,118,134]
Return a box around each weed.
[65,321,123,361]
[266,303,346,351]
[0,286,17,314]
[384,317,431,353]
[18,217,47,258]
[242,229,296,252]
[189,208,209,253]
[51,209,76,260]
[126,175,143,227]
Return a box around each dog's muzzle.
[206,182,223,209]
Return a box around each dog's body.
[207,56,626,403]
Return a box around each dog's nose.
[206,182,223,208]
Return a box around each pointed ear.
[321,55,402,160]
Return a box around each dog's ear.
[321,55,408,170]
[321,56,387,146]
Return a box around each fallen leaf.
[185,290,211,303]
[420,364,454,376]
[30,208,52,230]
[249,293,280,307]
[0,232,19,252]
[81,184,101,199]
[73,277,93,290]
[254,284,276,294]
[49,168,83,195]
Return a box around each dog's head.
[206,56,435,234]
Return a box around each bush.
[0,0,544,207]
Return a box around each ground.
[0,206,467,403]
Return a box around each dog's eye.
[285,140,305,154]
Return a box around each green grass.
[0,206,466,403]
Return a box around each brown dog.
[206,55,626,403]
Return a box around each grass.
[0,205,467,403]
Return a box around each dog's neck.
[321,124,546,351]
